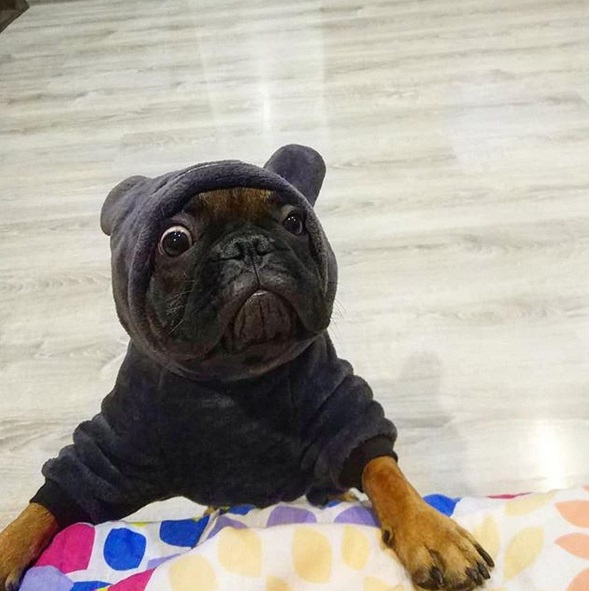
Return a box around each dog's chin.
[219,290,298,354]
[202,290,311,375]
[148,289,322,380]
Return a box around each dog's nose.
[221,233,273,260]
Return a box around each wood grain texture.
[1,0,588,528]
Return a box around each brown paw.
[0,503,60,591]
[380,504,494,590]
[362,457,494,590]
[0,551,29,591]
[2,568,25,591]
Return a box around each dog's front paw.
[0,545,31,591]
[380,504,494,591]
[0,567,25,591]
[0,529,31,591]
[0,503,60,591]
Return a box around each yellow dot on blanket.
[293,527,332,583]
[363,577,403,591]
[472,516,500,560]
[169,554,217,591]
[342,526,370,570]
[504,491,555,516]
[266,576,293,591]
[504,526,544,580]
[217,528,263,577]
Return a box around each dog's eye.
[159,225,193,257]
[283,212,305,236]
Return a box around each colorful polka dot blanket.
[21,485,589,591]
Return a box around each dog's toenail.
[430,566,444,587]
[475,543,495,568]
[477,561,490,579]
[466,566,483,586]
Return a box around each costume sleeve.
[31,409,168,527]
[30,349,170,527]
[298,337,398,493]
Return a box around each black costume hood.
[100,145,338,375]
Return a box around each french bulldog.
[0,145,493,590]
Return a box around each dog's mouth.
[220,290,299,354]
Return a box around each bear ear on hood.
[100,176,147,236]
[264,144,326,207]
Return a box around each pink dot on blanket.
[36,523,95,573]
[107,568,155,590]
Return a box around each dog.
[0,145,493,591]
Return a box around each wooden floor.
[1,0,588,528]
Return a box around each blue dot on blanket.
[226,504,255,515]
[71,582,111,591]
[159,516,209,547]
[423,494,459,516]
[104,528,146,571]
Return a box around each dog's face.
[145,187,332,379]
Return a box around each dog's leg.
[0,503,59,591]
[363,457,494,591]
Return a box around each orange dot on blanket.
[557,501,589,528]
[36,523,95,573]
[566,569,589,591]
[557,534,589,560]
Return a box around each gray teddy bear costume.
[31,145,397,526]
